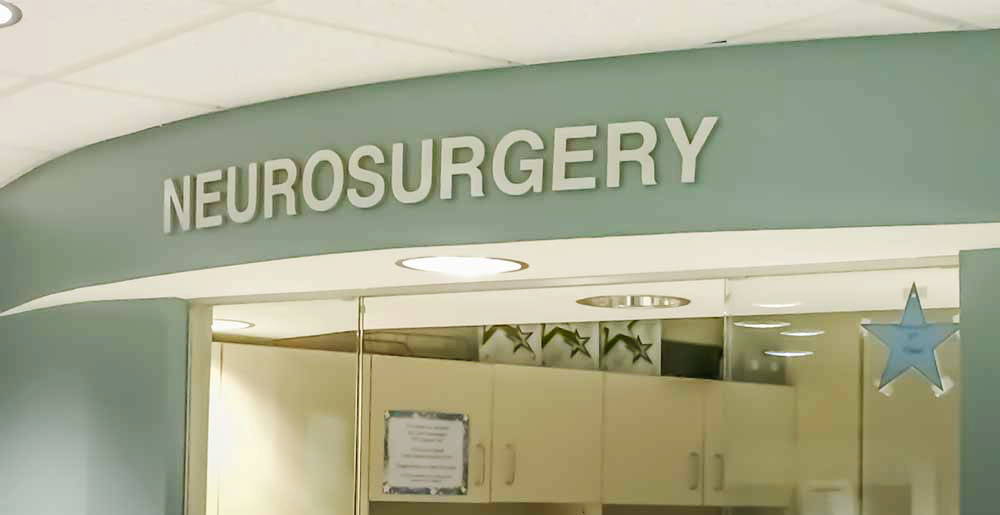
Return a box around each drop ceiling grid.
[0,0,997,188]
[868,0,997,28]
[65,11,508,108]
[0,0,257,185]
[0,81,215,150]
[0,72,27,92]
[259,0,854,64]
[0,1,231,77]
[728,1,957,45]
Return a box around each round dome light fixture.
[212,319,254,332]
[733,320,791,329]
[397,256,528,277]
[577,294,690,309]
[764,350,814,358]
[780,329,826,337]
[0,1,22,28]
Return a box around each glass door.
[205,298,362,515]
[198,264,961,515]
[725,267,961,515]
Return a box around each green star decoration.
[542,326,593,359]
[602,326,654,365]
[483,324,536,358]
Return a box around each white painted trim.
[185,304,213,515]
[4,223,999,317]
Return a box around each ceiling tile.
[66,12,502,108]
[262,0,849,64]
[894,0,1000,27]
[204,0,274,5]
[0,0,225,76]
[728,2,954,45]
[0,73,29,91]
[0,82,213,151]
[0,146,58,188]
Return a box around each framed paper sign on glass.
[383,410,470,495]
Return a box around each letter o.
[303,149,345,212]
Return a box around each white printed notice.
[384,410,469,495]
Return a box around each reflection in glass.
[727,267,960,515]
[362,281,744,515]
[197,266,962,515]
[862,311,960,515]
[205,298,361,515]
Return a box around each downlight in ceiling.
[397,256,528,277]
[764,350,814,358]
[577,295,690,309]
[733,321,791,329]
[212,319,254,332]
[780,329,826,337]
[0,2,22,28]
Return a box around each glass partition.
[197,266,961,515]
[362,279,730,515]
[726,267,960,515]
[206,298,361,515]
[861,310,960,515]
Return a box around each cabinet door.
[491,364,603,503]
[603,374,706,505]
[704,381,796,507]
[215,344,358,515]
[369,356,494,503]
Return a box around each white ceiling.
[0,0,996,188]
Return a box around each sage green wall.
[0,299,189,515]
[960,249,1000,515]
[2,30,1000,312]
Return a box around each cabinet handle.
[714,453,725,492]
[475,443,487,486]
[505,443,516,486]
[688,452,701,491]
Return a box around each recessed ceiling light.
[0,1,22,28]
[733,321,791,329]
[577,294,691,309]
[780,329,826,337]
[753,302,802,309]
[212,319,254,332]
[397,256,528,277]
[764,350,814,358]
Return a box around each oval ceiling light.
[397,256,528,277]
[733,320,791,329]
[764,350,814,358]
[753,302,801,309]
[0,1,22,28]
[780,329,826,337]
[212,319,254,332]
[577,294,690,309]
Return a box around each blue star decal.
[862,283,959,389]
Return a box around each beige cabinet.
[212,344,358,515]
[369,355,494,503]
[491,364,603,503]
[365,357,795,507]
[602,374,706,505]
[704,381,796,507]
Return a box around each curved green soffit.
[2,30,999,312]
